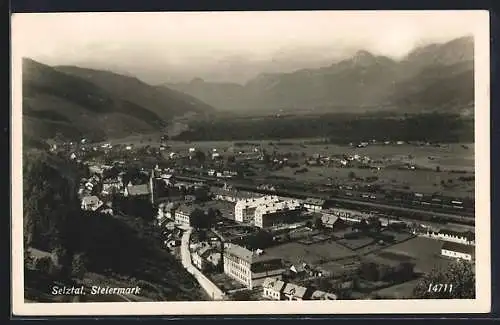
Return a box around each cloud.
[12,11,482,83]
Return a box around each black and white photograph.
[11,10,490,316]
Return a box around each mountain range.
[22,58,215,144]
[164,36,474,114]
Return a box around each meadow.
[98,133,474,198]
[366,237,453,274]
[265,241,356,265]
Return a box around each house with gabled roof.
[282,283,311,301]
[262,278,286,300]
[311,290,337,300]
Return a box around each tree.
[198,230,208,242]
[24,247,34,272]
[230,290,253,301]
[305,220,313,228]
[34,256,54,275]
[194,151,206,164]
[71,253,88,280]
[412,260,475,299]
[359,262,380,281]
[314,217,324,229]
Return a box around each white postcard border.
[11,10,491,316]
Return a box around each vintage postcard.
[11,10,491,316]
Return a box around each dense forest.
[173,113,474,143]
[23,151,204,301]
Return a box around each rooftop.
[211,187,263,200]
[283,283,309,298]
[311,290,337,300]
[262,278,286,292]
[304,198,326,206]
[439,228,475,240]
[224,244,282,264]
[321,214,339,225]
[442,241,475,255]
[126,184,150,196]
[235,195,281,208]
[82,196,100,204]
[176,204,200,215]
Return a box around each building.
[206,251,222,269]
[157,202,179,225]
[174,204,197,227]
[234,195,280,224]
[254,199,303,228]
[323,208,369,224]
[429,229,475,245]
[81,195,103,211]
[441,242,475,261]
[191,245,212,271]
[223,243,286,289]
[303,198,326,212]
[262,278,286,300]
[124,183,151,198]
[102,179,123,195]
[321,215,343,229]
[289,263,309,276]
[282,283,310,301]
[311,290,337,300]
[211,187,263,203]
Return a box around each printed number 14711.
[428,283,453,293]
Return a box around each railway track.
[175,174,474,225]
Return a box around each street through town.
[180,227,226,300]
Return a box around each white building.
[254,199,303,228]
[191,245,212,271]
[427,229,475,246]
[441,241,474,261]
[157,202,179,225]
[223,243,286,289]
[174,205,196,227]
[262,278,286,300]
[234,195,280,223]
[81,196,103,211]
[302,198,326,212]
[102,179,123,195]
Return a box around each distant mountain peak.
[354,50,374,59]
[190,77,205,84]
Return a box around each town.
[52,135,475,301]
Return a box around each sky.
[12,11,484,84]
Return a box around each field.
[336,235,376,251]
[372,278,421,299]
[96,133,474,198]
[333,229,415,255]
[265,241,356,265]
[366,237,453,274]
[166,139,473,198]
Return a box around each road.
[180,227,226,300]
